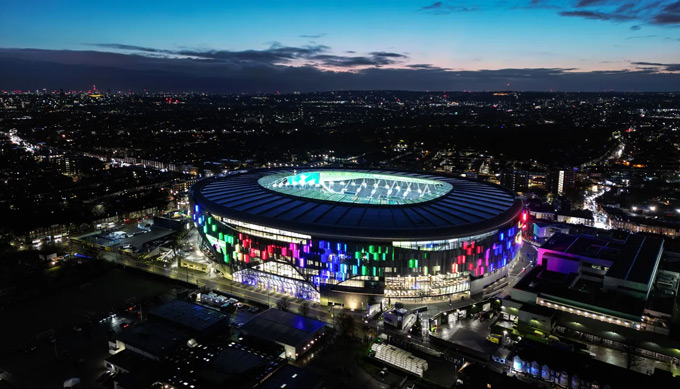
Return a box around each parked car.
[486,334,501,344]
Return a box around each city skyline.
[1,0,680,92]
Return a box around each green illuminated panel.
[258,171,453,205]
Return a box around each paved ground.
[79,226,539,331]
[113,226,175,250]
[90,244,351,324]
[304,337,387,389]
[561,334,678,376]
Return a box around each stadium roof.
[191,168,523,241]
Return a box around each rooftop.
[514,267,647,319]
[105,349,154,373]
[148,300,228,332]
[240,309,325,348]
[541,232,664,285]
[116,321,189,357]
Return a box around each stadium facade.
[190,169,525,308]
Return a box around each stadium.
[190,169,525,308]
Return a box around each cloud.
[652,1,680,24]
[176,43,331,65]
[422,2,443,10]
[88,43,172,53]
[299,33,327,39]
[310,51,407,67]
[419,1,477,14]
[558,0,680,26]
[559,10,635,21]
[85,43,410,69]
[575,0,608,7]
[406,64,443,69]
[1,48,680,92]
[631,61,680,71]
[629,25,641,30]
[616,3,636,13]
[625,35,658,40]
[369,52,408,59]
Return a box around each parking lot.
[77,221,177,255]
[432,314,502,356]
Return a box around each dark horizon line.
[3,89,680,95]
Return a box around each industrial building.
[506,231,680,364]
[239,308,326,360]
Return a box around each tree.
[622,336,642,370]
[169,231,185,267]
[298,301,310,317]
[335,312,356,338]
[411,315,423,337]
[367,295,377,307]
[276,297,291,312]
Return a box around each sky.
[1,0,679,92]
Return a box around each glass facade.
[191,203,526,302]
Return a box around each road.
[74,231,537,328]
[584,186,611,229]
[88,246,340,323]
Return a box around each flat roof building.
[240,309,326,360]
[538,232,663,299]
[114,321,190,361]
[506,231,680,364]
[148,299,229,335]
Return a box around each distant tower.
[506,83,510,92]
